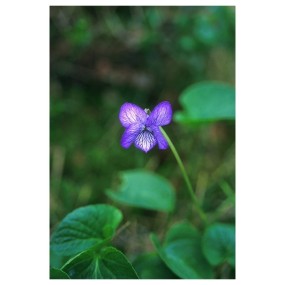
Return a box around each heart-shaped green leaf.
[174,81,235,124]
[151,222,213,279]
[50,267,70,279]
[106,170,175,212]
[50,204,122,256]
[202,223,235,266]
[61,246,139,279]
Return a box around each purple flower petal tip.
[119,103,147,128]
[147,101,172,127]
[134,130,157,153]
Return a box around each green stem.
[160,127,208,225]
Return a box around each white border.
[1,1,285,284]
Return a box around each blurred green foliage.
[151,222,214,278]
[174,81,235,124]
[106,170,175,212]
[50,6,235,278]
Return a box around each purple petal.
[119,103,148,128]
[147,101,172,126]
[134,130,157,153]
[151,126,168,149]
[121,123,143,148]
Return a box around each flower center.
[144,108,151,115]
[143,125,153,133]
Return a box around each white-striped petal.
[134,130,157,153]
[119,103,147,128]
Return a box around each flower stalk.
[159,127,208,225]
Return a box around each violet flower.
[119,101,172,153]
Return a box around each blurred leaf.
[133,252,178,279]
[145,8,164,28]
[174,81,235,124]
[179,36,196,51]
[106,170,175,212]
[202,223,235,266]
[194,14,219,45]
[150,222,213,279]
[50,204,123,256]
[62,246,138,279]
[50,268,70,279]
[67,17,92,47]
